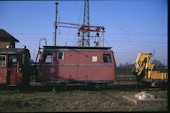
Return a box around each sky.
[0,0,168,66]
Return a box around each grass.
[0,85,168,112]
[0,68,167,112]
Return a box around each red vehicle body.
[37,46,116,85]
[0,48,30,86]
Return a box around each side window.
[103,54,112,63]
[9,55,17,67]
[58,52,64,60]
[22,54,25,64]
[0,55,6,67]
[44,54,53,63]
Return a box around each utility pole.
[82,0,90,47]
[54,0,58,46]
[152,46,155,60]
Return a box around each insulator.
[77,32,80,36]
[102,27,105,31]
[96,32,99,36]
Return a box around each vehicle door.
[0,55,7,84]
[7,55,18,85]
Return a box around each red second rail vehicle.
[0,48,30,86]
[37,46,116,85]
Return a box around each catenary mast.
[54,0,58,46]
[82,0,90,47]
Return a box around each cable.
[100,1,128,32]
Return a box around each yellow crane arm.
[133,53,152,76]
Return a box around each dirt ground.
[0,84,168,112]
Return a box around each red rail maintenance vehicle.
[37,46,116,86]
[0,48,30,86]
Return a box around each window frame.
[22,54,25,64]
[9,55,17,67]
[103,54,112,63]
[44,53,53,63]
[0,55,6,67]
[58,51,64,60]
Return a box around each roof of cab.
[43,46,112,50]
[0,48,30,54]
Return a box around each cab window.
[58,52,64,60]
[22,54,25,64]
[9,55,17,67]
[0,55,6,67]
[44,54,53,63]
[103,54,112,63]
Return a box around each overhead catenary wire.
[100,0,128,32]
[12,34,167,46]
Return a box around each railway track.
[0,74,166,92]
[0,82,165,93]
[116,75,136,81]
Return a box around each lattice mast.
[82,0,90,47]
